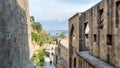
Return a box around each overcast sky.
[29,0,101,30]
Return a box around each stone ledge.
[77,51,115,68]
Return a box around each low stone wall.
[77,56,93,68]
[76,51,114,68]
[56,55,69,68]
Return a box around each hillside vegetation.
[30,16,54,66]
[30,16,53,46]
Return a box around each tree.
[30,16,35,23]
[33,49,46,66]
[57,33,66,39]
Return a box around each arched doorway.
[69,24,75,68]
[70,24,75,46]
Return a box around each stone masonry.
[0,0,34,68]
[69,0,120,68]
[54,38,69,68]
[69,13,88,68]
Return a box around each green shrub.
[32,22,42,32]
[33,49,45,66]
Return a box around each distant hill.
[45,30,68,39]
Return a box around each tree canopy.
[57,33,66,39]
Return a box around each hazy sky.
[29,0,101,30]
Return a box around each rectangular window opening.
[98,9,104,29]
[116,1,120,27]
[84,22,88,30]
[84,22,89,35]
[116,1,120,5]
[14,37,16,43]
[107,34,112,45]
[100,9,103,17]
[85,34,88,39]
[94,34,97,42]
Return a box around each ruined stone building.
[54,38,69,68]
[0,0,34,68]
[69,0,120,68]
[44,44,56,61]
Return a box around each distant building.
[69,0,120,68]
[44,44,56,61]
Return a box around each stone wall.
[54,39,69,68]
[69,12,89,68]
[0,0,34,68]
[69,13,82,68]
[76,51,114,68]
[57,39,69,68]
[69,0,120,68]
[77,56,93,68]
[85,0,120,67]
[57,57,66,68]
[69,13,78,68]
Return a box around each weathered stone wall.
[77,56,93,68]
[69,13,81,68]
[76,51,114,68]
[0,0,34,68]
[86,0,120,67]
[69,0,120,68]
[56,57,66,68]
[69,12,89,68]
[58,39,69,68]
[110,0,120,67]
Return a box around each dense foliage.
[33,49,46,66]
[32,22,42,32]
[31,32,43,46]
[33,49,50,66]
[31,32,53,46]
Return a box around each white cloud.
[29,0,101,22]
